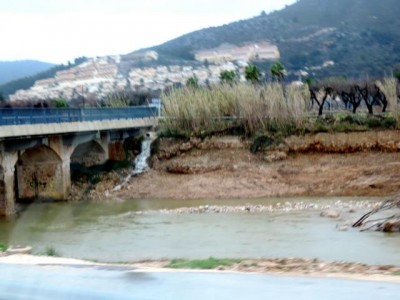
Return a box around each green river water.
[0,197,399,265]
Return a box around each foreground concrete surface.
[1,263,400,300]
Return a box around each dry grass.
[161,83,308,135]
[99,92,131,107]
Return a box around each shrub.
[0,243,8,252]
[250,135,275,153]
[45,246,59,257]
[367,117,382,128]
[382,116,397,128]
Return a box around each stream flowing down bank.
[112,133,156,191]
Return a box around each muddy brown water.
[0,197,399,264]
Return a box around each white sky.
[0,0,297,64]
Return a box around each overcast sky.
[0,0,297,64]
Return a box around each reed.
[161,82,308,135]
[100,92,131,107]
[376,78,398,112]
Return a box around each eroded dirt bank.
[100,131,400,201]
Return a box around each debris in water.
[352,194,400,232]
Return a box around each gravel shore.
[128,199,382,215]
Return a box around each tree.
[219,70,237,84]
[304,77,314,87]
[270,61,286,82]
[244,64,262,84]
[53,98,68,108]
[0,92,4,102]
[393,64,400,81]
[186,76,199,88]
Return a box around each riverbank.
[1,254,399,284]
[91,133,400,201]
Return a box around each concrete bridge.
[0,107,158,216]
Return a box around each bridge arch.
[70,140,108,167]
[16,145,65,201]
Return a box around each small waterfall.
[112,133,156,191]
[132,138,153,175]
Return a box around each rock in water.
[320,210,340,219]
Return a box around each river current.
[0,197,399,264]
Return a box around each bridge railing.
[0,106,158,126]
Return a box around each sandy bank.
[1,254,399,284]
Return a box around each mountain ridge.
[0,60,54,86]
[146,0,400,77]
[2,0,400,100]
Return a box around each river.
[0,197,399,264]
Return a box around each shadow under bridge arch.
[70,140,108,167]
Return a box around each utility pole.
[81,86,85,108]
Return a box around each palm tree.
[219,70,237,84]
[270,61,286,82]
[244,64,262,84]
[186,76,199,88]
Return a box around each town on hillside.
[9,42,284,102]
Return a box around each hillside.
[148,0,400,78]
[0,57,87,98]
[0,60,54,85]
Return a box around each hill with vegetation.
[0,57,87,98]
[2,0,399,99]
[146,0,400,78]
[0,60,54,85]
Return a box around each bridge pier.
[48,135,72,199]
[0,151,18,216]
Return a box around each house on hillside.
[195,42,280,63]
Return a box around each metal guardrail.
[0,106,158,126]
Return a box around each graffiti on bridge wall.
[18,164,58,199]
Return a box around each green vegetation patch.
[392,271,400,276]
[0,243,8,252]
[166,257,242,270]
[251,135,277,153]
[45,246,59,257]
[304,113,400,134]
